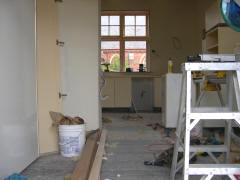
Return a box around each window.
[101,11,149,72]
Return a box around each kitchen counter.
[103,72,161,78]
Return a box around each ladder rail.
[183,70,192,180]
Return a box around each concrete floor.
[101,113,223,180]
[22,153,76,180]
[101,113,171,180]
[22,112,224,180]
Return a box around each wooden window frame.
[101,11,150,72]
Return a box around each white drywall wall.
[58,0,100,130]
[0,0,38,178]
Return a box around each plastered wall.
[58,0,100,131]
[102,0,203,74]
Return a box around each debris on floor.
[102,117,112,123]
[122,114,143,121]
[146,123,163,130]
[144,135,205,167]
[146,123,175,137]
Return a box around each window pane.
[101,16,109,25]
[125,41,146,49]
[136,26,146,36]
[101,26,109,36]
[125,41,147,72]
[101,41,120,72]
[136,16,146,25]
[110,26,120,36]
[125,16,135,25]
[125,26,135,36]
[110,16,120,25]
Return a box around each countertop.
[103,72,162,78]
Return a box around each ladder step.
[189,164,240,175]
[189,112,240,120]
[178,145,228,152]
[191,107,231,113]
[184,62,240,71]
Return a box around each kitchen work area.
[1,0,240,180]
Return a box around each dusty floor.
[22,153,76,180]
[101,112,172,180]
[101,113,223,180]
[22,112,224,180]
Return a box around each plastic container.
[168,60,173,73]
[58,124,86,157]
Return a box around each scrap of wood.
[88,129,107,180]
[49,111,64,126]
[71,130,100,180]
[49,111,85,126]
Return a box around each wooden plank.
[71,130,100,180]
[88,129,107,180]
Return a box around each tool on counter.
[187,54,236,62]
[101,63,110,72]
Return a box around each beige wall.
[102,0,202,74]
[195,0,214,47]
[37,0,100,154]
[37,0,62,154]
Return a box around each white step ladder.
[170,62,240,180]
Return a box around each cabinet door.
[132,78,153,111]
[115,78,132,107]
[102,78,115,107]
[218,27,240,53]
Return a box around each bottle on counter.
[168,59,173,73]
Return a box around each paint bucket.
[58,124,86,157]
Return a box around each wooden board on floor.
[71,130,100,180]
[88,129,107,180]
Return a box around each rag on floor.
[4,173,27,180]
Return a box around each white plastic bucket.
[58,124,86,157]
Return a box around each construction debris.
[49,111,84,126]
[102,117,112,123]
[122,114,143,121]
[146,123,164,130]
[144,138,201,167]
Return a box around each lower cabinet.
[132,78,153,111]
[101,78,115,107]
[101,77,132,108]
[115,78,132,107]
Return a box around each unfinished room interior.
[1,0,240,179]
